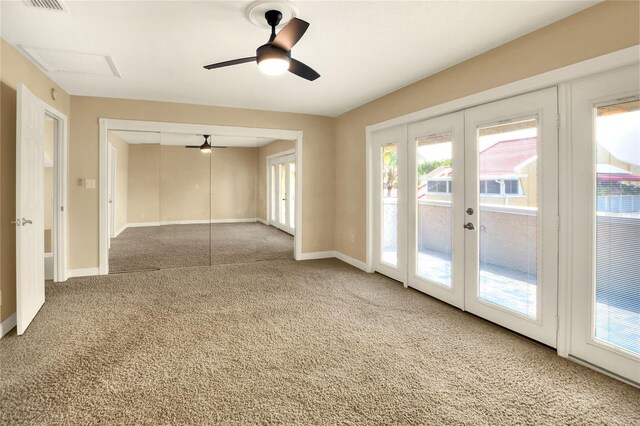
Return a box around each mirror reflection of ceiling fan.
[185,135,227,154]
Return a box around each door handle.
[22,218,32,226]
[463,222,475,230]
[10,220,20,227]
[466,208,474,215]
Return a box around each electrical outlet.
[194,184,199,190]
[85,179,96,189]
[350,233,355,243]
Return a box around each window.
[480,180,500,194]
[427,180,449,193]
[504,179,520,194]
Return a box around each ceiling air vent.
[24,0,67,12]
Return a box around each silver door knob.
[10,220,20,226]
[463,222,475,230]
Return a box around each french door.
[569,65,640,384]
[374,88,559,346]
[463,88,558,347]
[269,153,295,234]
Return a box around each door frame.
[365,47,638,369]
[44,103,68,283]
[266,149,295,235]
[99,119,304,274]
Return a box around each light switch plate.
[85,179,96,189]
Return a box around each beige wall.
[257,140,296,221]
[127,144,160,224]
[108,133,129,233]
[121,143,258,225]
[334,0,640,262]
[210,147,257,221]
[1,38,70,322]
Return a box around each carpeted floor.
[109,222,293,272]
[1,258,638,424]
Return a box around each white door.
[372,125,407,284]
[407,112,465,308]
[16,84,46,335]
[463,88,559,347]
[268,153,295,234]
[569,65,640,384]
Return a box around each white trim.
[115,223,127,238]
[124,218,261,229]
[102,119,300,141]
[568,356,639,389]
[67,267,100,278]
[257,217,268,225]
[44,104,68,283]
[296,251,335,261]
[295,250,369,271]
[334,251,368,271]
[366,46,639,134]
[99,119,304,274]
[0,314,17,338]
[556,82,572,358]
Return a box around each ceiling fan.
[185,135,227,153]
[203,10,320,81]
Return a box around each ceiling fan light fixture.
[258,57,290,75]
[200,135,212,153]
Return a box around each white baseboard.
[127,221,160,228]
[115,224,127,237]
[0,313,16,338]
[295,250,369,272]
[126,218,259,228]
[256,217,268,225]
[296,251,335,261]
[333,251,368,272]
[68,267,100,278]
[210,218,257,224]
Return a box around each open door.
[16,84,46,335]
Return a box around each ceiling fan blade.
[272,18,309,51]
[212,146,228,148]
[185,146,201,148]
[204,56,256,70]
[288,58,320,81]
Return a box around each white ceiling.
[111,131,277,147]
[1,1,598,117]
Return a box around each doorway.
[371,87,559,347]
[267,151,296,235]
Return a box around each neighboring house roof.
[478,137,537,178]
[420,137,537,183]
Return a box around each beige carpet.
[1,259,638,424]
[109,222,293,272]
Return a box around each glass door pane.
[381,144,399,267]
[416,132,454,287]
[594,99,640,355]
[270,165,277,222]
[476,118,539,318]
[278,164,286,226]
